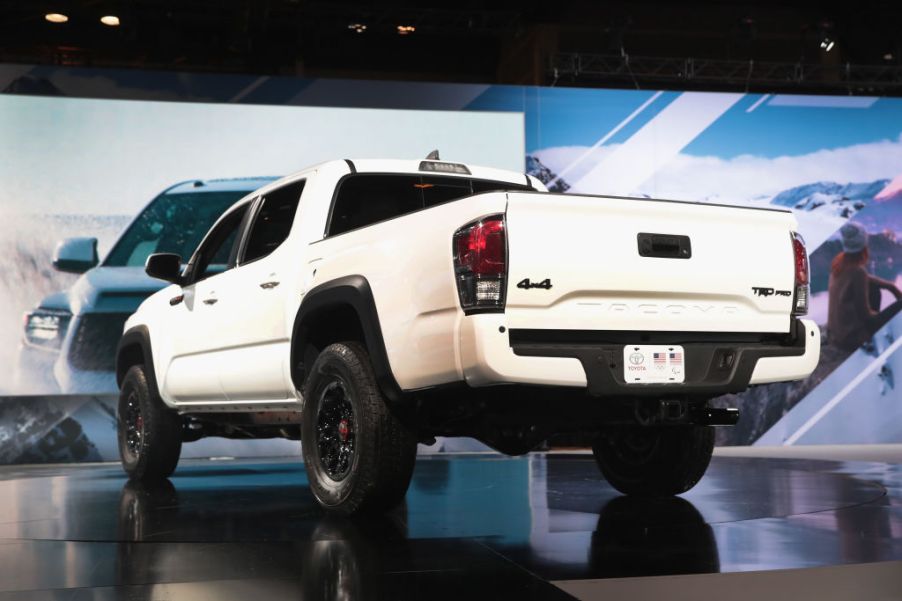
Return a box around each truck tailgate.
[504,193,797,334]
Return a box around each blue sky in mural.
[468,85,902,160]
[467,85,663,153]
[685,95,902,159]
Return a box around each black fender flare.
[291,275,404,403]
[116,325,160,394]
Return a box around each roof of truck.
[257,158,541,195]
[174,160,542,203]
[346,158,535,187]
[162,176,279,195]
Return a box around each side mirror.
[53,237,99,274]
[145,253,182,284]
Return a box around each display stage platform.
[0,452,900,600]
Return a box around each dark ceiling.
[2,1,901,94]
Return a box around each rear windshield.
[327,174,532,237]
[104,191,250,267]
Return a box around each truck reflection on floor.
[2,455,899,598]
[112,474,562,601]
[589,496,719,578]
[111,467,719,600]
[115,479,409,601]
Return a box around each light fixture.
[397,24,415,35]
[348,22,367,33]
[816,20,835,54]
[45,13,68,23]
[100,15,120,26]
[885,53,895,61]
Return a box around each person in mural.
[827,222,902,352]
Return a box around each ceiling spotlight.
[44,13,68,23]
[100,15,120,27]
[348,23,367,33]
[397,24,415,35]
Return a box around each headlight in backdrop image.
[23,309,72,350]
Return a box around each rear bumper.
[458,315,820,398]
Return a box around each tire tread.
[118,365,182,481]
[302,341,416,514]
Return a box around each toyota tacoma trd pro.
[116,157,820,514]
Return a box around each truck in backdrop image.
[13,177,277,395]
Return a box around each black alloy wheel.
[315,380,357,481]
[123,390,144,459]
[117,365,182,481]
[301,341,417,515]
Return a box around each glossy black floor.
[1,453,901,600]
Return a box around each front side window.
[242,180,305,263]
[104,191,252,267]
[327,174,532,237]
[190,204,250,282]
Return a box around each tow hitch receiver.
[691,406,740,426]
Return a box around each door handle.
[259,281,280,289]
[202,298,218,305]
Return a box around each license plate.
[623,345,685,384]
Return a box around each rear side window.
[328,176,421,237]
[327,174,532,237]
[242,180,305,263]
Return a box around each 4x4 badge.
[517,278,552,290]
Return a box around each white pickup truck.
[116,156,820,514]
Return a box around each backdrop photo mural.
[0,86,525,462]
[506,89,902,446]
[0,64,899,462]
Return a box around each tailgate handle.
[637,233,692,259]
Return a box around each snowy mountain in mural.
[526,155,894,237]
[526,155,570,192]
[767,178,899,246]
[769,179,889,221]
[771,180,889,208]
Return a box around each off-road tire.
[592,425,714,496]
[117,365,182,481]
[302,341,417,515]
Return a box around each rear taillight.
[453,214,507,312]
[791,232,809,315]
